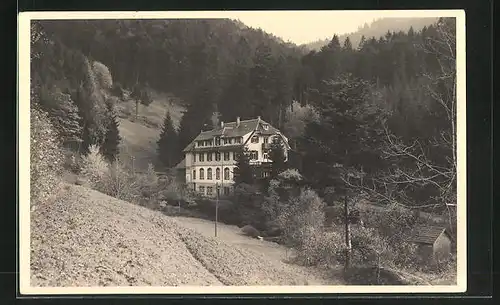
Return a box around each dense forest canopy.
[31,17,457,214]
[302,17,439,51]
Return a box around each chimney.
[257,116,261,121]
[220,121,224,128]
[236,117,240,127]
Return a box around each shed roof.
[410,225,450,245]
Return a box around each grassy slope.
[115,90,185,171]
[31,184,340,287]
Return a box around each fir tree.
[343,37,353,51]
[233,146,254,185]
[100,100,121,162]
[48,90,83,150]
[157,111,180,169]
[269,135,287,179]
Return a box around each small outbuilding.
[410,225,453,263]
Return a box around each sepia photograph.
[18,10,466,295]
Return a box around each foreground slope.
[31,184,339,287]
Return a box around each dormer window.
[215,137,221,146]
[251,136,259,143]
[263,124,269,130]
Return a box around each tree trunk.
[344,195,352,272]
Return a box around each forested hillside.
[294,18,456,216]
[303,17,438,51]
[30,16,457,285]
[35,19,306,165]
[32,17,456,213]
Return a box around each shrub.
[92,61,113,90]
[350,226,394,268]
[79,144,109,187]
[241,225,260,238]
[30,106,64,205]
[295,228,344,267]
[62,148,82,173]
[276,188,326,247]
[101,159,137,201]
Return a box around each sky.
[230,11,380,45]
[214,10,452,45]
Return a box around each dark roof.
[187,144,244,153]
[182,117,286,152]
[410,226,450,245]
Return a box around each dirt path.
[173,216,343,285]
[31,184,342,287]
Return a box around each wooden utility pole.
[344,194,352,272]
[215,182,219,237]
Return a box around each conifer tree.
[343,37,353,51]
[100,100,121,162]
[157,111,180,169]
[269,135,287,179]
[233,146,254,185]
[48,90,83,150]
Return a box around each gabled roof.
[182,117,285,152]
[410,226,451,245]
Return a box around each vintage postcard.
[18,10,466,295]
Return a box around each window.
[215,152,221,161]
[224,168,230,180]
[223,187,230,196]
[235,137,242,144]
[199,153,204,162]
[250,150,258,160]
[251,136,259,143]
[233,151,237,160]
[262,171,270,178]
[199,186,205,194]
[193,170,196,180]
[205,140,212,146]
[216,167,220,180]
[264,137,269,144]
[263,124,269,130]
[207,186,213,196]
[207,168,213,180]
[223,138,230,145]
[207,152,213,161]
[199,168,205,180]
[263,153,269,160]
[224,152,230,161]
[192,153,196,163]
[215,137,221,146]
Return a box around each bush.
[79,144,109,186]
[295,228,344,267]
[276,188,326,247]
[92,61,113,90]
[30,106,64,205]
[100,159,137,201]
[241,225,261,238]
[80,148,163,206]
[62,148,82,173]
[350,226,394,268]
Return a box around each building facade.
[182,116,290,197]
